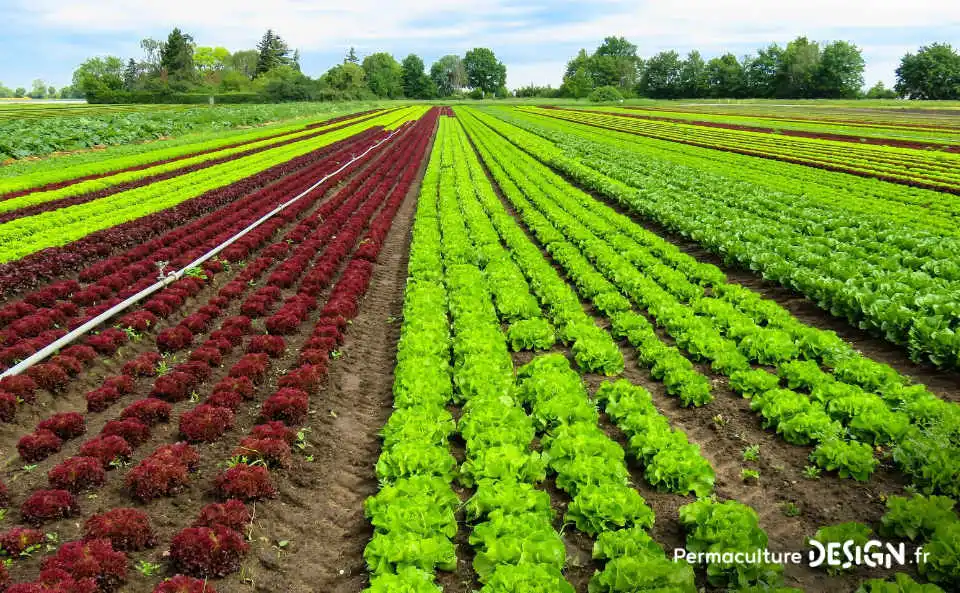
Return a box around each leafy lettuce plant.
[880,494,956,541]
[362,566,443,593]
[465,479,553,522]
[809,437,878,481]
[565,482,654,535]
[920,522,960,587]
[855,572,946,593]
[679,498,783,588]
[507,318,556,351]
[479,562,574,593]
[469,511,566,581]
[459,444,546,488]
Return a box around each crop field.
[0,102,957,593]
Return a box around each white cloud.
[506,60,567,88]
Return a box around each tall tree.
[140,37,164,73]
[590,36,639,90]
[160,28,196,80]
[194,46,230,74]
[563,67,593,99]
[123,58,140,90]
[744,44,782,98]
[865,81,897,99]
[639,50,682,98]
[815,41,864,98]
[463,48,506,97]
[227,50,259,79]
[400,54,434,99]
[256,30,292,76]
[895,43,960,100]
[71,56,125,96]
[363,52,403,98]
[561,49,594,99]
[29,79,47,99]
[14,88,25,98]
[777,36,820,98]
[345,47,359,64]
[430,55,467,97]
[679,51,708,98]
[706,53,747,97]
[320,62,367,98]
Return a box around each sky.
[1,0,958,91]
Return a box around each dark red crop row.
[0,125,386,298]
[0,108,384,203]
[0,127,393,375]
[0,110,437,592]
[5,120,415,451]
[158,107,439,586]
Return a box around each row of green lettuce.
[452,109,944,592]
[576,106,960,146]
[457,106,960,498]
[527,107,960,193]
[364,114,691,591]
[499,107,960,368]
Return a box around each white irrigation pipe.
[0,127,401,379]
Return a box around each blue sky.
[1,0,957,91]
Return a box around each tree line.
[546,37,960,101]
[4,31,957,103]
[41,28,507,103]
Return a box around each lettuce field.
[0,102,957,593]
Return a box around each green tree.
[744,44,782,98]
[58,85,82,99]
[865,81,897,99]
[256,30,293,76]
[639,50,682,98]
[140,37,164,73]
[815,41,864,98]
[123,58,140,91]
[28,79,47,99]
[590,36,639,91]
[562,66,593,99]
[679,50,708,98]
[345,47,359,64]
[256,65,313,101]
[14,88,25,98]
[0,82,13,98]
[71,56,125,97]
[194,46,230,74]
[463,47,506,97]
[430,55,467,97]
[362,52,403,98]
[561,49,593,98]
[400,54,435,99]
[895,43,960,100]
[777,36,820,97]
[320,62,368,99]
[706,53,747,97]
[160,27,196,81]
[227,49,259,79]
